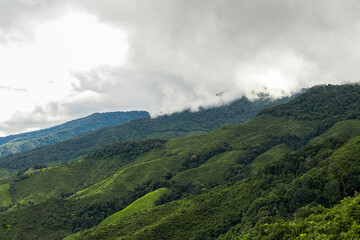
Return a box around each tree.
[1,223,10,230]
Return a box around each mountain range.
[0,111,149,158]
[1,84,360,239]
[0,96,294,178]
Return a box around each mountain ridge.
[0,111,149,158]
[0,95,296,177]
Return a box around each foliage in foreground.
[241,193,360,240]
[1,223,10,231]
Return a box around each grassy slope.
[0,184,11,207]
[99,188,170,226]
[250,143,291,174]
[58,115,314,202]
[8,139,167,206]
[5,115,312,207]
[0,96,294,177]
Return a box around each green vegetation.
[1,223,10,231]
[66,135,360,240]
[0,84,360,239]
[260,84,360,123]
[250,143,291,174]
[241,193,360,239]
[310,119,360,145]
[0,96,294,178]
[0,111,149,158]
[0,184,11,208]
[99,188,169,226]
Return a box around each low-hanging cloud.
[1,0,360,135]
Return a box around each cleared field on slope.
[100,188,170,226]
[250,143,291,174]
[0,184,11,207]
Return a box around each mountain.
[0,96,295,178]
[66,135,360,240]
[0,111,149,158]
[1,84,360,239]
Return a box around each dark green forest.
[0,84,360,240]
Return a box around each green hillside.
[309,119,360,145]
[99,188,169,226]
[249,143,291,174]
[0,96,294,178]
[0,111,149,158]
[0,184,11,208]
[0,84,360,239]
[65,133,360,240]
[241,192,360,239]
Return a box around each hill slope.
[0,96,295,177]
[0,111,149,158]
[65,135,360,240]
[243,192,360,239]
[99,188,170,226]
[1,84,360,239]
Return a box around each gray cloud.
[67,0,360,109]
[1,0,360,135]
[0,102,63,135]
[74,0,360,87]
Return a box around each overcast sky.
[0,0,359,136]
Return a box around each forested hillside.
[0,111,149,158]
[65,136,360,240]
[241,191,360,239]
[0,84,360,240]
[0,96,294,178]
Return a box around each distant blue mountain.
[0,111,149,157]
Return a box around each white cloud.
[235,48,315,99]
[0,6,129,135]
[1,0,360,135]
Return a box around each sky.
[0,0,360,136]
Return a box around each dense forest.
[0,84,360,239]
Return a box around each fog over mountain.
[0,0,359,135]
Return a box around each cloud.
[67,0,360,107]
[1,0,360,135]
